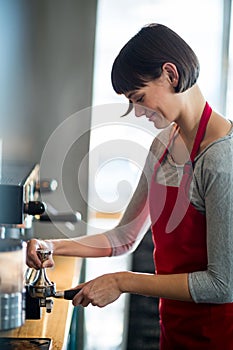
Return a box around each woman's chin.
[151,118,171,129]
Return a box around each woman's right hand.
[26,239,54,269]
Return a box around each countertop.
[0,256,82,350]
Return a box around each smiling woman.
[75,19,233,350]
[85,1,227,349]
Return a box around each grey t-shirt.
[104,123,233,303]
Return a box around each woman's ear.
[162,62,179,88]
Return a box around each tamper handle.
[36,249,52,264]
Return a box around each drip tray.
[0,337,52,349]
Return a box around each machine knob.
[24,201,45,216]
[35,179,58,193]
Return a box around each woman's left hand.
[72,273,122,308]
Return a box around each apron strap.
[183,102,212,176]
[166,102,212,232]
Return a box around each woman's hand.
[72,273,123,308]
[26,238,54,269]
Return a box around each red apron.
[149,102,233,349]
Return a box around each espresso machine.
[0,161,45,240]
[0,161,45,332]
[0,160,81,339]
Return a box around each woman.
[27,24,233,349]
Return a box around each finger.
[72,290,84,306]
[26,251,42,269]
[42,257,54,268]
[26,258,39,270]
[26,240,41,268]
[81,298,90,307]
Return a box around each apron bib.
[149,102,233,349]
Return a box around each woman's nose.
[134,104,145,117]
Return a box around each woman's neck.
[174,85,206,150]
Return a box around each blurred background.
[0,0,232,349]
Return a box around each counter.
[0,256,82,350]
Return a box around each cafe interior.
[0,0,232,349]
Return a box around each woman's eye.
[136,96,144,103]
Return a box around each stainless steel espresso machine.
[0,160,81,350]
[0,161,46,331]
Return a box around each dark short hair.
[111,23,200,95]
